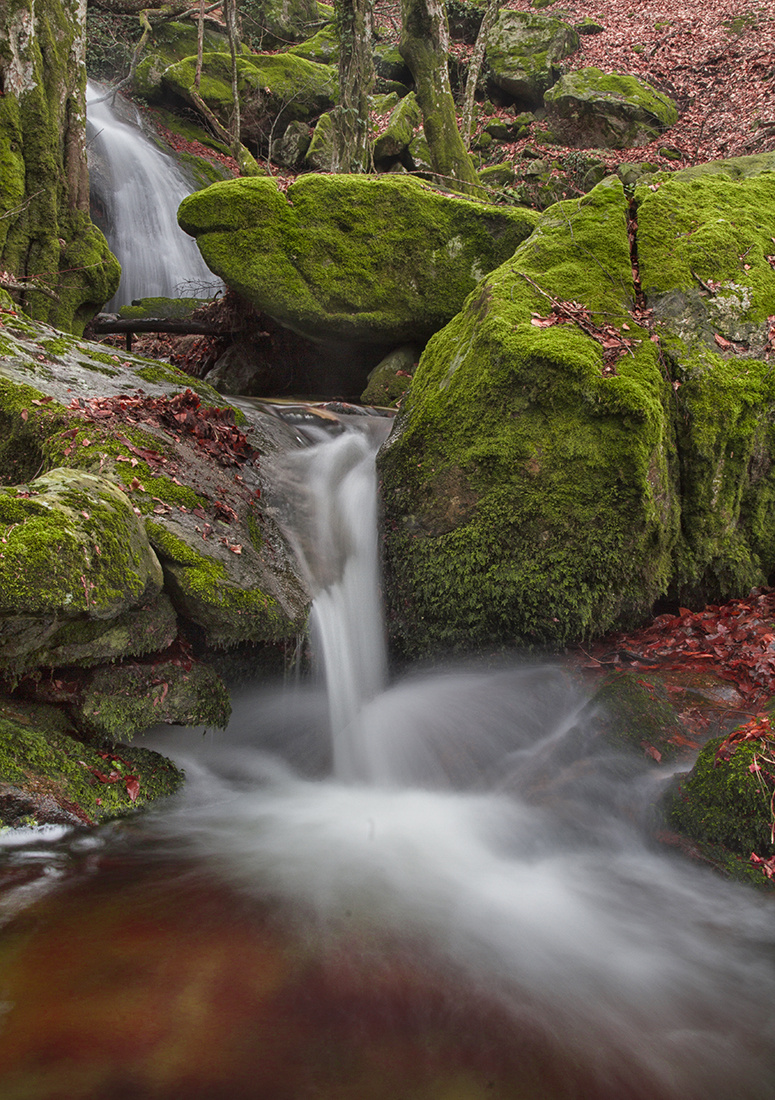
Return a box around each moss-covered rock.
[178,173,540,344]
[361,344,419,406]
[161,51,337,154]
[378,177,679,656]
[0,0,120,333]
[304,110,337,171]
[0,467,163,621]
[131,19,241,101]
[667,728,775,859]
[635,166,775,604]
[288,25,340,65]
[586,671,692,762]
[72,657,230,740]
[0,299,310,656]
[239,0,321,49]
[0,697,183,827]
[485,10,580,107]
[543,68,678,149]
[373,92,423,164]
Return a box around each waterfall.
[86,81,221,309]
[266,415,392,780]
[7,414,775,1099]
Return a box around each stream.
[1,418,775,1099]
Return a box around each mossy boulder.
[0,0,120,333]
[0,697,183,827]
[161,51,337,154]
[131,19,240,101]
[667,728,775,862]
[0,467,163,622]
[586,671,692,763]
[361,345,419,407]
[0,298,310,655]
[178,173,540,344]
[72,658,231,740]
[288,25,340,65]
[373,93,423,164]
[378,178,679,656]
[634,164,775,604]
[543,68,678,149]
[304,111,337,171]
[485,10,580,107]
[240,0,321,48]
[271,119,312,169]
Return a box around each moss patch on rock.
[378,178,678,657]
[635,168,775,604]
[178,173,540,343]
[72,657,231,740]
[544,68,678,149]
[0,697,183,827]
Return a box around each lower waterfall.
[1,415,775,1099]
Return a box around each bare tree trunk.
[399,0,478,194]
[332,0,374,172]
[195,0,205,89]
[460,0,499,149]
[224,0,241,159]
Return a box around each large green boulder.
[634,161,775,603]
[0,0,119,333]
[178,174,540,343]
[543,68,678,149]
[161,51,337,153]
[485,10,580,106]
[240,0,322,49]
[0,299,309,656]
[378,178,679,656]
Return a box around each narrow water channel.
[1,416,774,1100]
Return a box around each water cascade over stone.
[4,414,775,1098]
[86,82,221,309]
[266,416,393,780]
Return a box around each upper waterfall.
[86,82,222,309]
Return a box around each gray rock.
[485,10,580,106]
[543,68,678,149]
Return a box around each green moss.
[178,173,539,343]
[0,469,161,619]
[586,671,688,760]
[0,697,183,827]
[668,733,775,855]
[544,68,677,149]
[378,178,679,656]
[0,377,68,485]
[146,520,288,646]
[74,658,231,739]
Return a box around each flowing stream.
[86,82,221,309]
[1,417,775,1099]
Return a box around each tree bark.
[399,0,478,194]
[331,0,375,172]
[460,0,499,149]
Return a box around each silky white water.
[142,419,775,1098]
[5,417,775,1097]
[86,82,221,308]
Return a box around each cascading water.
[2,415,775,1099]
[86,82,221,309]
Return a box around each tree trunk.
[399,0,478,194]
[460,0,500,149]
[195,0,205,89]
[224,0,241,160]
[0,0,120,332]
[332,0,375,173]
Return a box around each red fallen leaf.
[20,409,28,421]
[129,476,145,492]
[229,544,243,554]
[643,743,662,762]
[125,776,140,801]
[750,852,775,878]
[714,333,732,349]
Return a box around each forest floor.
[373,0,775,169]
